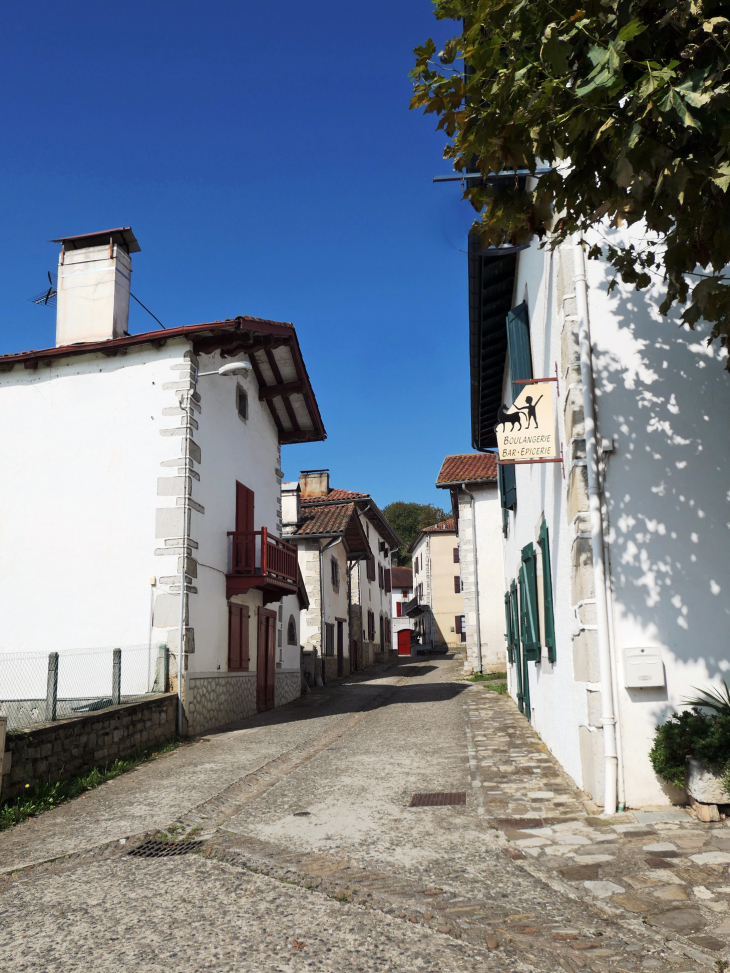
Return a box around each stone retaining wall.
[275,670,301,708]
[185,671,257,736]
[1,694,176,800]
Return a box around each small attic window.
[236,385,248,421]
[287,614,297,645]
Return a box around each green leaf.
[541,29,571,76]
[618,17,648,42]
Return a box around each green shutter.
[540,519,556,662]
[504,591,514,664]
[506,302,533,401]
[520,543,541,661]
[498,461,517,511]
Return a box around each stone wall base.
[275,670,301,708]
[185,672,256,736]
[2,694,176,800]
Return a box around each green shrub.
[649,709,730,789]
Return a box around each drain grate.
[293,811,311,817]
[409,792,467,807]
[126,839,203,859]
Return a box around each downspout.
[319,537,339,681]
[573,236,618,815]
[461,482,483,673]
[176,378,195,737]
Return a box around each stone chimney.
[281,482,301,533]
[299,469,329,499]
[52,227,140,347]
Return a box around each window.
[236,385,248,421]
[366,554,376,582]
[287,614,297,645]
[455,614,466,643]
[401,589,409,597]
[378,564,384,589]
[228,602,250,671]
[396,602,402,618]
[539,519,556,662]
[506,301,533,400]
[331,557,340,589]
[418,582,423,600]
[385,618,391,644]
[453,547,460,563]
[519,543,540,661]
[384,568,391,593]
[325,622,335,656]
[454,575,461,594]
[498,463,517,512]
[367,610,375,642]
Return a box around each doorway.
[397,629,411,656]
[336,620,344,677]
[257,607,276,712]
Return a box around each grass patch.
[0,739,180,832]
[485,682,509,695]
[466,671,507,683]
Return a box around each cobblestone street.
[2,656,730,972]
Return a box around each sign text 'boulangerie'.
[495,382,558,462]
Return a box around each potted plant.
[649,682,730,803]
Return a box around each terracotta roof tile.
[301,488,369,503]
[435,453,497,485]
[421,519,456,533]
[390,566,413,588]
[289,502,357,536]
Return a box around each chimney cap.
[50,227,141,253]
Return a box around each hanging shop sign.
[495,379,560,464]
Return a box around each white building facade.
[390,567,414,655]
[436,454,506,673]
[469,226,730,809]
[0,228,325,736]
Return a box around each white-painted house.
[390,566,414,656]
[0,227,324,736]
[468,226,730,810]
[283,471,401,675]
[435,454,505,673]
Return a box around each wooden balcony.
[226,527,299,603]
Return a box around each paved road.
[1,657,728,971]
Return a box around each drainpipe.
[319,537,339,681]
[176,379,195,737]
[573,236,618,815]
[461,482,483,673]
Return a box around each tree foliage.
[383,501,450,564]
[410,0,730,363]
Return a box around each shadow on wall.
[589,244,730,725]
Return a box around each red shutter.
[454,576,461,594]
[235,482,254,533]
[385,569,391,593]
[455,615,462,635]
[396,602,402,618]
[453,547,459,563]
[228,603,250,671]
[240,604,250,669]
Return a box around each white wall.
[460,484,505,670]
[0,344,183,653]
[503,229,730,807]
[178,348,281,675]
[355,509,393,649]
[295,538,350,657]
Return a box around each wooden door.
[398,629,411,656]
[336,620,344,676]
[236,482,254,533]
[257,607,277,712]
[228,602,250,670]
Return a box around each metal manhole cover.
[126,839,203,859]
[409,792,467,807]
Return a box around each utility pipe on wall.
[461,482,483,673]
[572,237,618,815]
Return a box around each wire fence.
[0,644,177,732]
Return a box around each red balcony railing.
[227,527,297,585]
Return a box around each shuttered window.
[366,554,375,581]
[396,602,402,618]
[504,592,513,664]
[539,518,556,662]
[498,462,517,511]
[228,602,250,671]
[519,543,541,662]
[506,301,533,401]
[453,547,460,563]
[384,569,391,593]
[454,575,461,594]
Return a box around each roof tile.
[435,453,497,485]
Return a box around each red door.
[398,629,411,656]
[257,607,277,711]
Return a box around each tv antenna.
[29,271,57,308]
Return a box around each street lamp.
[175,358,252,734]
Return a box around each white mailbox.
[623,647,665,688]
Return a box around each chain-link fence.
[0,644,171,732]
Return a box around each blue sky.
[0,1,472,509]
